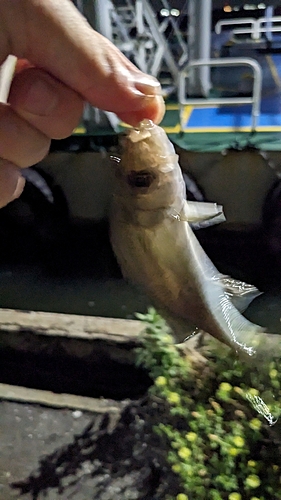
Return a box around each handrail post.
[252,19,259,40]
[252,61,262,131]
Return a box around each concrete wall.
[39,151,116,221]
[178,149,280,228]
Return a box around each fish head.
[113,119,185,211]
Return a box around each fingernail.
[134,94,165,125]
[11,175,25,200]
[132,73,162,97]
[23,77,58,116]
[130,73,165,123]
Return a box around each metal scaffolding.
[89,0,189,93]
[75,0,261,133]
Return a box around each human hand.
[0,0,165,208]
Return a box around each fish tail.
[230,323,281,362]
[245,330,281,360]
[211,299,280,360]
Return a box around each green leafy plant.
[135,308,281,500]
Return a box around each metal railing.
[215,18,256,36]
[256,16,281,40]
[215,16,281,41]
[178,58,262,132]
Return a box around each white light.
[160,8,169,17]
[233,6,240,11]
[244,4,257,10]
[258,2,266,8]
[171,8,180,17]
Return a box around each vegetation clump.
[135,308,281,500]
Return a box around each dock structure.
[71,0,281,152]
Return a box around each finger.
[117,95,165,127]
[8,68,84,139]
[0,161,25,208]
[0,0,165,125]
[0,103,50,167]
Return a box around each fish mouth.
[127,170,156,188]
[119,121,157,151]
[126,120,155,144]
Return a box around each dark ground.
[0,397,178,500]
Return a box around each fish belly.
[110,211,219,332]
[110,210,267,356]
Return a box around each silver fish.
[110,119,280,359]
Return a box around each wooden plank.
[0,308,144,342]
[0,383,126,413]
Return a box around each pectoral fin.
[170,201,226,228]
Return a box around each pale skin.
[0,0,165,208]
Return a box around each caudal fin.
[210,293,280,360]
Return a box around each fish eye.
[127,170,155,188]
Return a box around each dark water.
[0,214,151,319]
[0,264,149,319]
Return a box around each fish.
[110,119,280,359]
